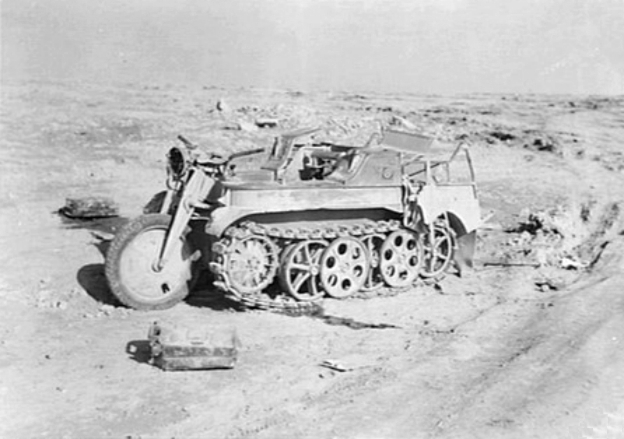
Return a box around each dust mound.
[512,199,622,271]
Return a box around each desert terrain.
[1,80,623,439]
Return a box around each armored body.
[105,128,480,311]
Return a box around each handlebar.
[177,135,266,174]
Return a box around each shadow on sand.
[77,261,237,312]
[65,212,240,312]
[77,263,118,306]
[126,340,152,364]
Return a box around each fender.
[417,184,480,233]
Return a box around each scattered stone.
[560,256,588,270]
[236,121,258,132]
[223,119,260,132]
[118,308,132,317]
[531,137,557,153]
[489,131,516,142]
[99,304,115,316]
[54,300,67,310]
[255,117,279,128]
[534,278,564,291]
[216,99,231,112]
[390,115,417,130]
[222,122,239,131]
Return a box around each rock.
[489,130,516,142]
[55,300,68,310]
[391,115,417,130]
[223,120,258,132]
[532,137,557,152]
[560,256,587,270]
[216,99,231,112]
[535,276,565,291]
[237,121,258,132]
[255,117,279,128]
[99,304,115,316]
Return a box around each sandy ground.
[1,81,624,439]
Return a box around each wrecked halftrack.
[105,127,480,311]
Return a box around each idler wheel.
[320,237,370,298]
[361,234,385,291]
[421,224,455,278]
[280,240,328,301]
[224,234,278,294]
[380,229,423,287]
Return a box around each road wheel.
[380,229,423,287]
[320,237,370,298]
[105,214,194,310]
[361,233,385,291]
[421,224,455,279]
[280,240,328,301]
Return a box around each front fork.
[156,170,214,270]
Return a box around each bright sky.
[2,0,624,94]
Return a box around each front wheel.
[105,214,195,310]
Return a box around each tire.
[105,214,194,310]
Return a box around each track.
[209,218,454,312]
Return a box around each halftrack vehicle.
[105,127,480,311]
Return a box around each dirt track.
[1,81,624,438]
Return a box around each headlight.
[167,146,190,180]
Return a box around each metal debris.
[60,196,119,219]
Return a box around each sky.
[2,0,624,94]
